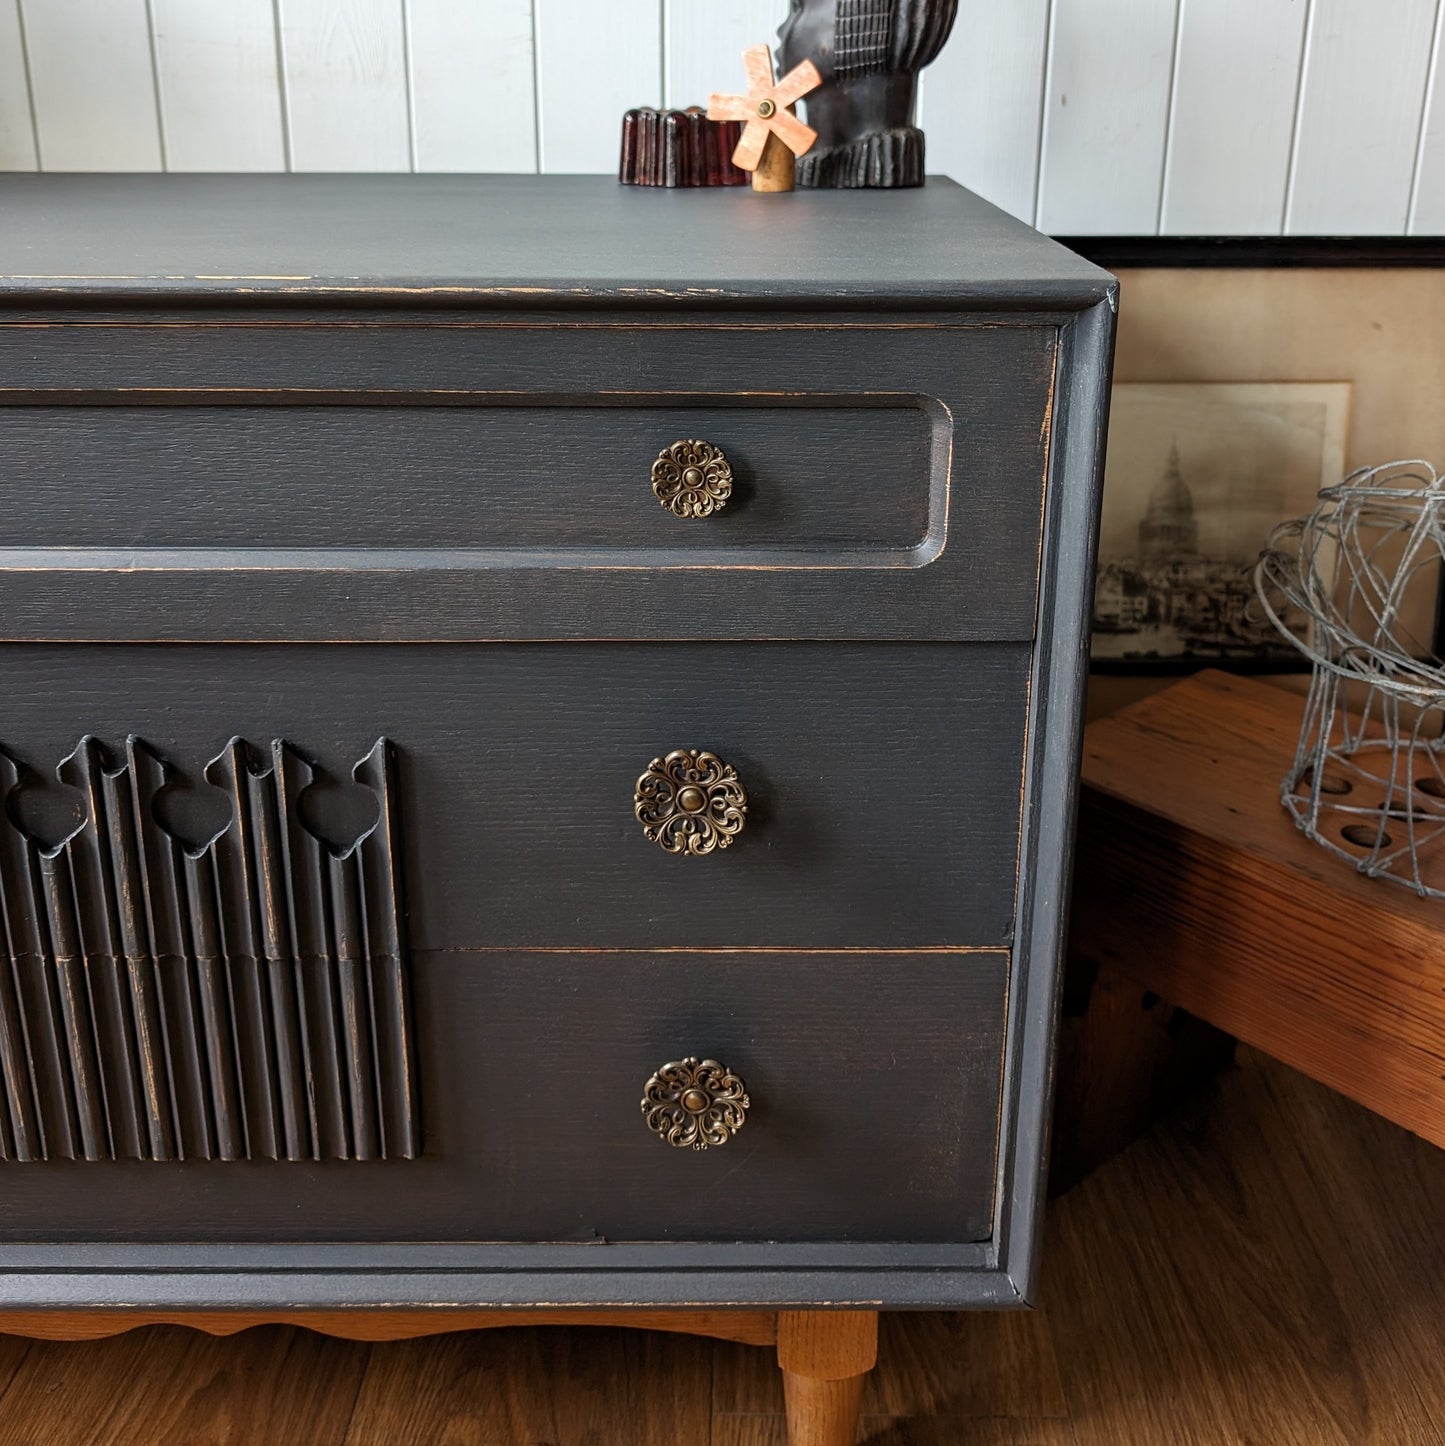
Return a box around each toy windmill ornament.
[707,45,822,192]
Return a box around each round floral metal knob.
[651,439,734,518]
[641,1057,750,1150]
[634,749,748,855]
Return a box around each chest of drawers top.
[0,172,1109,311]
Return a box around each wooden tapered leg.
[776,1310,878,1446]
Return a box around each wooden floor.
[0,1047,1441,1445]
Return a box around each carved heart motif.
[152,779,234,856]
[297,777,381,858]
[7,777,89,854]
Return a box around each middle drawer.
[0,640,1030,950]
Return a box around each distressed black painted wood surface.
[0,642,1027,951]
[0,175,1111,309]
[0,951,1006,1246]
[0,176,1116,1312]
[0,736,416,1166]
[0,320,1053,642]
[0,402,932,552]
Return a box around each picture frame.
[1061,237,1445,676]
[1092,380,1349,674]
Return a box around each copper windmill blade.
[732,119,772,173]
[772,59,823,109]
[706,42,822,193]
[741,43,776,91]
[765,107,817,159]
[705,93,753,122]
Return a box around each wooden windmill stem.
[752,128,796,192]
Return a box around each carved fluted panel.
[0,737,418,1164]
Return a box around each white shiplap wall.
[3,0,1443,235]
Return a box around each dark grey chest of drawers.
[0,174,1114,1314]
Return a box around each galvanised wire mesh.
[1255,460,1445,898]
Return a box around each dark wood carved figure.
[777,0,958,186]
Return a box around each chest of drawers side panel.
[994,293,1117,1304]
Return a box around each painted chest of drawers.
[0,175,1113,1318]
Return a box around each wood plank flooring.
[0,1047,1441,1445]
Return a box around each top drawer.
[0,318,1057,642]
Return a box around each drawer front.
[0,399,938,556]
[0,951,1008,1245]
[0,319,1056,641]
[0,642,1028,951]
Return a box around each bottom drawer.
[0,951,1007,1245]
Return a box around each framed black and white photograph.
[1091,381,1351,673]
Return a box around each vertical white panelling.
[277,0,410,170]
[1161,0,1307,234]
[919,0,1049,221]
[1036,0,1180,234]
[664,0,778,111]
[0,0,36,169]
[21,0,162,170]
[1287,0,1437,234]
[1406,2,1445,232]
[150,0,285,171]
[535,0,661,172]
[407,0,536,171]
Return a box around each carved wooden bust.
[778,0,957,187]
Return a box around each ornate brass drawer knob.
[634,749,747,855]
[641,1057,750,1150]
[651,439,734,518]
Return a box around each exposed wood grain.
[776,1311,877,1380]
[276,0,410,171]
[20,0,162,171]
[781,1371,865,1446]
[0,1,35,170]
[406,0,536,172]
[776,1312,873,1446]
[0,1325,367,1446]
[342,1325,712,1446]
[1160,0,1308,233]
[0,1309,775,1346]
[714,1295,1066,1422]
[1072,670,1445,1148]
[1049,955,1235,1194]
[1286,0,1439,233]
[713,1420,1077,1445]
[149,0,286,171]
[1249,1051,1445,1436]
[0,1335,32,1406]
[1048,1052,1445,1445]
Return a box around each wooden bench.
[1056,669,1445,1185]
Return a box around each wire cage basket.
[1254,460,1445,897]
